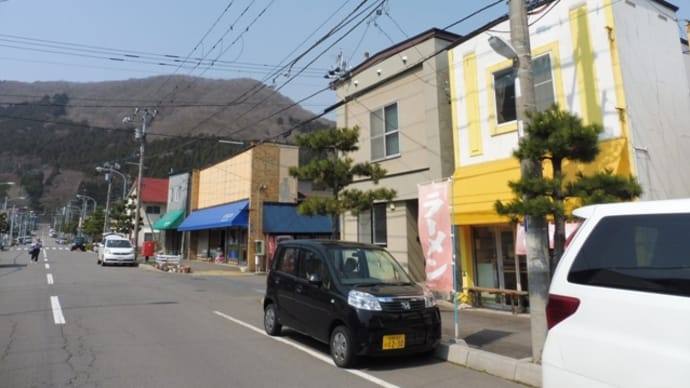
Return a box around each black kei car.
[70,236,86,251]
[263,239,441,368]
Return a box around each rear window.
[568,213,690,297]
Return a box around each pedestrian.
[30,238,42,262]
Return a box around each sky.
[0,0,689,119]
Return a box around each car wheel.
[330,325,356,368]
[263,304,282,336]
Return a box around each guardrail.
[154,254,182,265]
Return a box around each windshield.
[107,240,132,248]
[326,245,413,286]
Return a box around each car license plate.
[382,334,405,350]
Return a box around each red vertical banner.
[418,180,453,292]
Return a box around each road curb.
[436,340,541,387]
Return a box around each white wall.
[167,172,189,211]
[615,0,690,199]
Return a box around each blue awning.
[178,200,249,231]
[263,202,332,234]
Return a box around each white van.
[542,199,690,388]
[97,235,136,267]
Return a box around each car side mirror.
[307,273,322,285]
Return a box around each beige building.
[331,29,459,281]
[179,143,298,271]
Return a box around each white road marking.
[213,310,400,388]
[50,296,66,325]
[45,263,50,270]
[46,273,54,285]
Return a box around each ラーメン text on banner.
[418,180,453,292]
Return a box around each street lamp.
[1,181,15,212]
[76,194,96,237]
[76,194,97,214]
[96,163,128,234]
[488,35,519,63]
[218,139,244,145]
[4,195,24,246]
[96,164,128,199]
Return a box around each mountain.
[0,75,334,213]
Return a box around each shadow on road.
[464,329,513,348]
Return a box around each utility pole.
[123,108,156,262]
[509,0,550,363]
[103,171,112,234]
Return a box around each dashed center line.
[50,296,66,325]
[45,263,50,270]
[46,273,54,285]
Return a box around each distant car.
[55,237,68,245]
[70,237,86,251]
[97,235,136,266]
[16,236,33,245]
[542,199,690,388]
[263,239,441,368]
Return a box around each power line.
[0,34,327,77]
[145,0,239,100]
[212,1,386,141]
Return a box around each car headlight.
[104,249,111,255]
[348,290,382,311]
[423,286,436,308]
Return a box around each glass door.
[500,229,518,291]
[472,227,499,305]
[472,226,521,310]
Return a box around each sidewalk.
[152,258,541,387]
[436,301,540,387]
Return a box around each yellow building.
[448,0,690,310]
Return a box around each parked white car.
[97,235,136,267]
[542,198,690,388]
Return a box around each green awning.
[153,209,185,230]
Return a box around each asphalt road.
[0,241,524,388]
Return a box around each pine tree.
[108,197,140,235]
[289,127,396,238]
[496,105,642,269]
[82,208,106,238]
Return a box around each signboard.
[418,180,453,292]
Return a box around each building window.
[357,204,388,246]
[372,203,387,246]
[492,53,554,125]
[493,68,516,124]
[146,206,161,214]
[533,54,555,111]
[370,103,400,160]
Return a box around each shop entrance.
[472,226,526,310]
